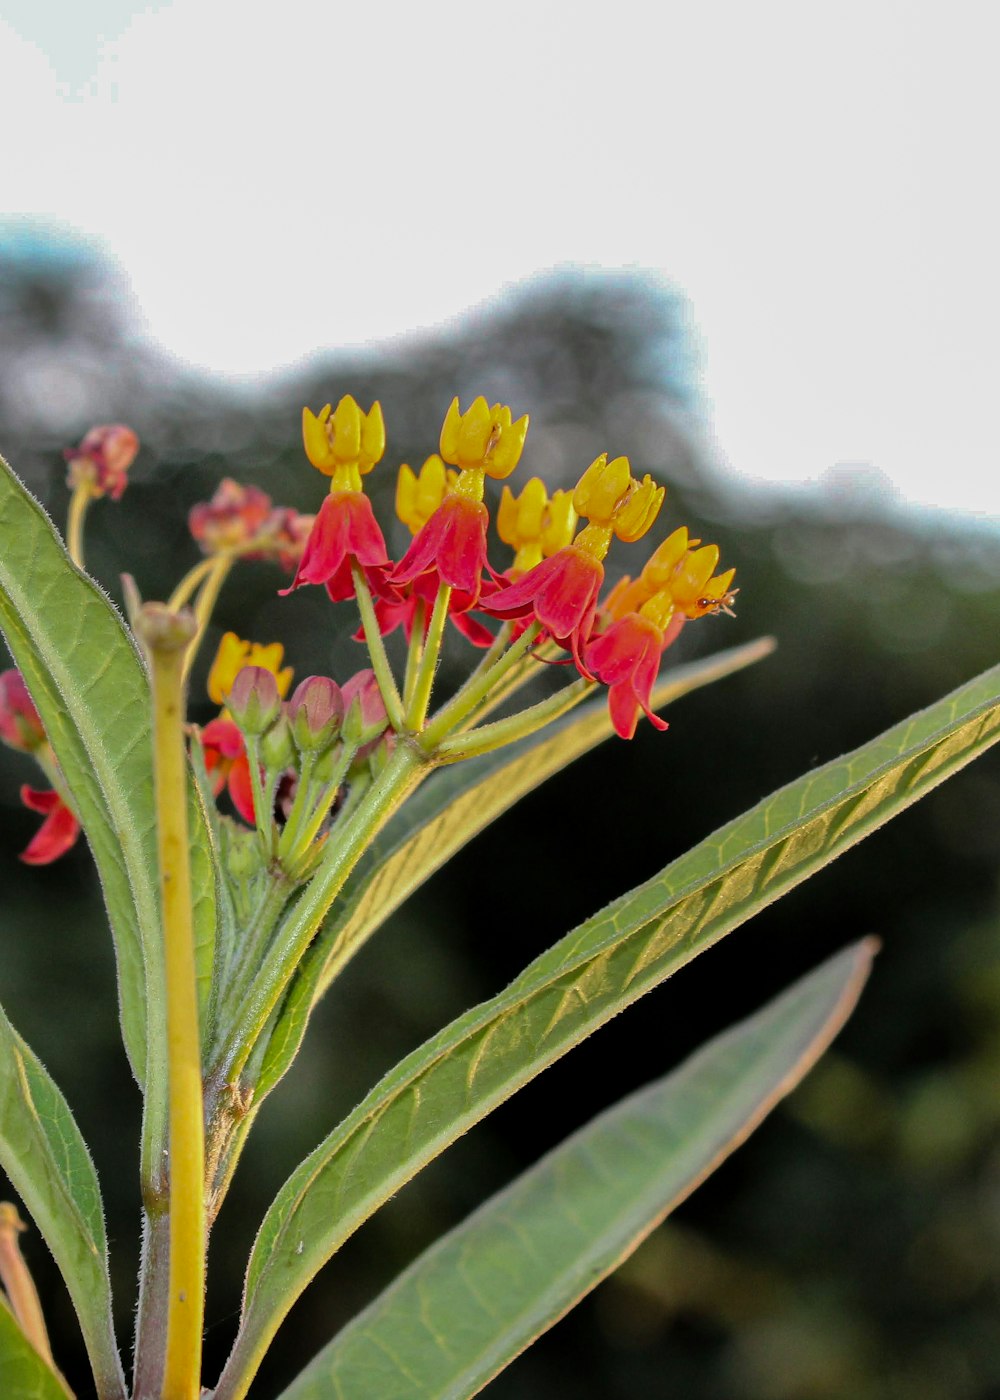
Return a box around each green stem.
[212,742,428,1084]
[166,557,216,612]
[213,875,294,1058]
[420,622,541,750]
[286,747,356,875]
[275,751,317,864]
[66,483,94,570]
[183,556,234,684]
[140,606,204,1400]
[405,583,451,731]
[435,677,592,761]
[242,735,275,854]
[402,597,426,711]
[352,563,404,731]
[132,1208,170,1400]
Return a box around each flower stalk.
[137,603,205,1400]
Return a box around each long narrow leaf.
[0,1002,125,1400]
[213,658,1000,1400]
[0,1302,71,1400]
[277,939,874,1400]
[256,638,774,1099]
[0,457,218,1073]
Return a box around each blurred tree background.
[2,230,1000,1399]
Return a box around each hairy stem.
[140,606,205,1400]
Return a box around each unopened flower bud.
[226,666,282,736]
[260,712,295,770]
[288,676,344,752]
[341,669,388,747]
[0,670,46,752]
[135,603,197,653]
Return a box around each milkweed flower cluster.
[1,394,737,867]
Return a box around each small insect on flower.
[698,588,740,618]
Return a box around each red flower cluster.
[189,479,314,573]
[282,396,736,740]
[65,424,139,501]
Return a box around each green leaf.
[0,457,218,1074]
[276,940,874,1400]
[0,1302,71,1400]
[213,658,1000,1400]
[255,638,774,1100]
[0,1002,125,1400]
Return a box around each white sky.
[2,0,999,516]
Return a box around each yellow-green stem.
[420,621,541,750]
[402,597,426,710]
[287,746,356,874]
[143,608,205,1400]
[435,676,592,761]
[242,735,275,854]
[66,483,95,570]
[405,583,451,731]
[183,556,235,684]
[167,556,216,612]
[352,563,404,730]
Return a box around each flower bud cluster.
[189,479,314,571]
[65,424,139,501]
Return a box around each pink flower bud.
[341,669,387,739]
[288,676,344,751]
[0,670,46,752]
[342,669,391,758]
[65,424,139,501]
[226,665,282,736]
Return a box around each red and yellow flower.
[284,396,392,602]
[391,398,528,601]
[483,453,664,670]
[586,528,737,738]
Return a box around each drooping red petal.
[584,614,670,739]
[282,491,388,595]
[19,786,81,865]
[392,497,489,596]
[483,548,604,673]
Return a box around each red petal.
[227,753,257,824]
[19,787,81,864]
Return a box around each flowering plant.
[0,396,997,1399]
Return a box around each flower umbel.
[64,424,139,501]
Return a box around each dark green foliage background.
[2,242,999,1398]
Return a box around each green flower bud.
[260,712,295,770]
